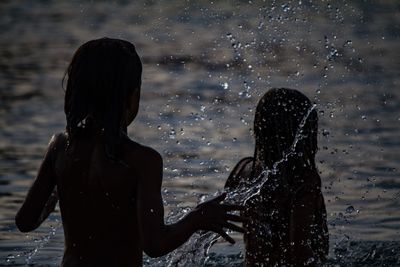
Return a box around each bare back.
[225,157,329,266]
[53,133,143,267]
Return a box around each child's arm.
[136,148,246,258]
[15,135,59,232]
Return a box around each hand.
[194,192,248,244]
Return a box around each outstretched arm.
[137,148,246,258]
[15,135,59,232]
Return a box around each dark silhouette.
[15,38,246,267]
[225,88,329,266]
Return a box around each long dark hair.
[64,37,142,159]
[253,88,318,175]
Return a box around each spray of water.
[6,220,61,265]
[165,104,317,267]
[7,104,315,267]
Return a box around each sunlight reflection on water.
[0,0,399,266]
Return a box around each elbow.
[145,250,164,258]
[144,247,166,258]
[143,240,169,258]
[15,214,36,233]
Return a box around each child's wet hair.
[253,88,318,171]
[64,37,142,159]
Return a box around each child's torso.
[229,157,328,266]
[52,133,142,267]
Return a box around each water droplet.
[169,129,176,139]
[306,257,315,264]
[345,205,355,214]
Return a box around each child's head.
[64,37,142,156]
[253,88,318,170]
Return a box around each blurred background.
[0,0,399,266]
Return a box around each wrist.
[188,208,203,231]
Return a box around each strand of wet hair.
[225,103,317,205]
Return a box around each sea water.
[1,1,399,266]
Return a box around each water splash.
[165,104,317,266]
[6,219,61,266]
[6,106,317,267]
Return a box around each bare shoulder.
[122,137,163,169]
[46,132,68,157]
[225,157,254,190]
[48,132,67,146]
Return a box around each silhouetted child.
[15,38,246,267]
[225,88,329,266]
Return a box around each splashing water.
[6,220,62,265]
[165,105,317,267]
[7,105,316,267]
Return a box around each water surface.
[0,0,399,266]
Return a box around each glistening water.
[163,105,318,267]
[0,1,399,266]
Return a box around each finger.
[225,214,250,223]
[216,229,235,244]
[224,222,245,233]
[211,192,227,203]
[220,204,245,211]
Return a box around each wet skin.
[15,89,246,267]
[225,158,329,266]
